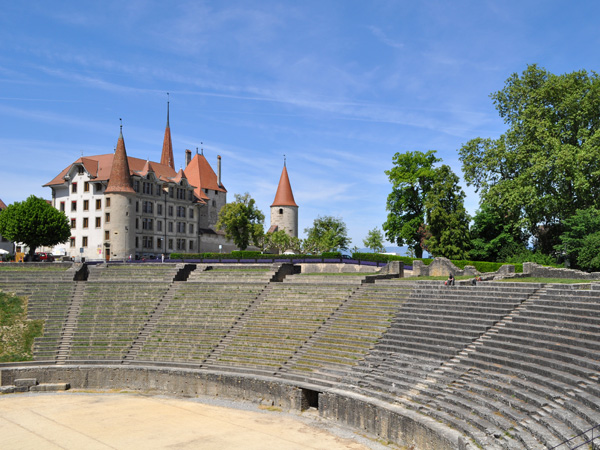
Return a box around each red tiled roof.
[45,153,186,187]
[271,165,297,207]
[183,152,227,201]
[160,125,175,169]
[0,198,7,210]
[105,131,135,194]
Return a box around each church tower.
[270,160,299,238]
[104,123,136,260]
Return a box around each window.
[71,182,77,193]
[84,181,90,192]
[169,187,174,198]
[136,201,139,213]
[95,217,101,228]
[177,188,185,200]
[143,201,153,214]
[60,202,65,212]
[71,201,77,212]
[96,199,102,210]
[189,240,194,250]
[135,237,139,248]
[78,166,84,175]
[168,206,173,217]
[189,208,194,219]
[95,183,103,193]
[177,222,186,233]
[142,236,153,249]
[212,200,216,207]
[143,182,154,195]
[279,208,283,214]
[135,218,139,229]
[105,197,111,208]
[157,238,162,249]
[134,180,140,192]
[104,231,110,240]
[70,218,76,229]
[176,238,185,250]
[70,237,76,248]
[157,204,163,215]
[188,191,193,201]
[83,217,89,228]
[105,213,110,223]
[83,200,89,211]
[168,222,173,232]
[157,221,162,232]
[82,236,88,247]
[189,224,194,234]
[168,239,173,250]
[142,218,153,230]
[177,206,186,218]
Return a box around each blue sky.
[1,1,599,250]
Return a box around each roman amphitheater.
[1,260,599,449]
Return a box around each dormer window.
[78,166,84,175]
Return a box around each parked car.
[36,252,55,262]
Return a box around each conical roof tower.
[105,124,135,194]
[270,159,299,238]
[160,97,175,169]
[271,161,298,207]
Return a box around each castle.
[44,105,298,260]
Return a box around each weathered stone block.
[30,383,70,392]
[14,378,38,388]
[0,385,16,394]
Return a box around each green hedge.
[351,252,433,265]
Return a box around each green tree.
[459,64,600,254]
[558,207,600,270]
[424,165,471,259]
[468,203,526,262]
[265,230,291,254]
[304,216,351,253]
[0,195,70,259]
[362,227,385,253]
[383,150,440,258]
[216,193,265,251]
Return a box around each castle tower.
[160,98,175,169]
[270,160,298,238]
[105,124,136,260]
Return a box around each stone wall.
[523,262,600,280]
[299,263,379,273]
[411,257,515,279]
[0,364,466,450]
[320,391,467,450]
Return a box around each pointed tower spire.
[271,160,298,207]
[160,93,175,169]
[105,121,135,194]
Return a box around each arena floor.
[0,391,394,450]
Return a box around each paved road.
[0,392,387,450]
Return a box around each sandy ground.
[0,392,395,450]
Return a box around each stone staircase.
[55,282,85,364]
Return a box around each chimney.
[185,149,191,167]
[217,155,222,187]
